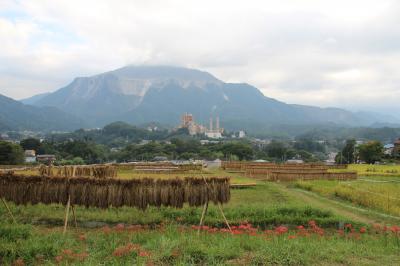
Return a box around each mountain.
[29,65,398,130]
[20,92,51,105]
[0,94,86,132]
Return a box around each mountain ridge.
[0,94,86,132]
[21,65,400,130]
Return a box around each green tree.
[221,142,253,161]
[20,138,41,151]
[0,141,24,165]
[265,141,288,161]
[358,141,384,164]
[335,139,356,164]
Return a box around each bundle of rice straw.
[0,173,230,210]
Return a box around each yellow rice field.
[295,177,400,217]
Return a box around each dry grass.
[0,173,230,210]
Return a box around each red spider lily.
[288,235,297,240]
[114,223,125,231]
[275,226,288,235]
[207,228,219,233]
[373,223,381,230]
[139,250,151,257]
[232,229,243,235]
[101,226,111,234]
[390,225,400,234]
[383,226,388,232]
[296,225,305,230]
[55,256,63,263]
[58,249,89,262]
[314,228,325,236]
[12,258,25,266]
[344,223,352,229]
[126,243,141,251]
[238,224,248,230]
[112,243,140,257]
[61,249,74,256]
[308,220,317,227]
[359,227,367,234]
[78,234,87,241]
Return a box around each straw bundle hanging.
[0,173,230,210]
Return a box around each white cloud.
[0,0,399,115]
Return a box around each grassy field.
[1,166,400,265]
[294,179,400,217]
[1,221,400,265]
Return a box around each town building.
[384,144,395,155]
[204,117,224,139]
[178,113,224,138]
[179,113,206,135]
[24,150,36,163]
[36,154,56,164]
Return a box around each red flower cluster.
[372,223,400,237]
[12,258,25,266]
[275,226,288,235]
[100,224,152,235]
[112,243,151,258]
[192,222,259,235]
[308,220,324,236]
[55,249,88,263]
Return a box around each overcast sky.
[1,0,400,115]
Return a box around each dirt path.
[275,183,400,224]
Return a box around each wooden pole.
[218,203,232,234]
[1,198,17,224]
[71,205,78,228]
[199,174,232,233]
[198,201,209,235]
[63,195,71,235]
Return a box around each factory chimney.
[209,117,213,131]
[216,116,220,131]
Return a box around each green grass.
[1,222,399,265]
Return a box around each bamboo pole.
[200,174,232,233]
[1,198,17,224]
[71,205,78,228]
[63,195,71,235]
[198,201,209,235]
[218,203,232,234]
